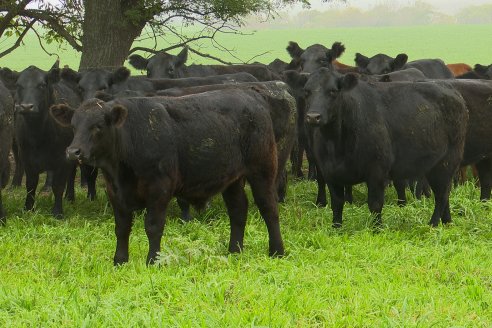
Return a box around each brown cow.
[447,63,473,77]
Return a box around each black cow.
[128,47,278,81]
[116,81,297,203]
[0,80,14,224]
[361,68,427,82]
[61,67,155,101]
[14,65,97,218]
[51,88,287,265]
[63,66,259,100]
[355,53,454,79]
[286,41,347,73]
[302,68,468,227]
[456,64,492,79]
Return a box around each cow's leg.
[393,179,407,206]
[81,164,98,201]
[176,197,192,222]
[367,178,385,228]
[344,185,353,204]
[113,206,134,266]
[41,170,53,193]
[24,168,39,211]
[11,142,24,188]
[315,166,327,207]
[426,171,453,227]
[248,176,284,257]
[222,179,248,254]
[276,169,287,203]
[144,187,171,265]
[475,158,492,201]
[0,190,5,226]
[64,164,76,202]
[80,164,88,188]
[295,143,305,178]
[52,166,69,219]
[328,183,345,228]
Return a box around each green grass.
[1,24,492,71]
[1,171,492,326]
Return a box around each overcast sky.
[294,0,492,14]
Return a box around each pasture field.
[1,24,492,70]
[1,24,492,326]
[1,175,492,326]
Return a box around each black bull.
[51,85,296,265]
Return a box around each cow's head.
[287,41,345,73]
[128,47,188,78]
[15,62,60,115]
[355,53,408,75]
[304,68,358,126]
[61,67,131,101]
[474,64,492,79]
[50,99,127,166]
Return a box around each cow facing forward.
[302,68,468,227]
[50,88,286,265]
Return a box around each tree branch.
[0,0,33,38]
[0,18,36,58]
[18,8,83,51]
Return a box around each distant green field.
[1,24,491,71]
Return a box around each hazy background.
[247,0,492,28]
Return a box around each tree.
[0,0,311,70]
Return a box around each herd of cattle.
[0,41,491,265]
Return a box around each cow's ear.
[61,67,81,83]
[50,104,74,127]
[175,47,188,68]
[286,41,304,59]
[354,53,369,68]
[338,73,358,91]
[0,67,20,86]
[282,70,308,89]
[107,104,128,128]
[331,42,345,60]
[391,53,408,71]
[128,54,149,70]
[46,67,60,84]
[379,75,391,82]
[110,67,130,85]
[474,64,487,74]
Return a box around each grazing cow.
[456,64,492,80]
[286,41,349,73]
[50,88,287,265]
[447,63,473,77]
[120,81,297,203]
[266,58,300,75]
[355,53,454,79]
[14,64,97,218]
[0,80,14,224]
[128,47,278,81]
[302,68,468,227]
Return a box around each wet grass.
[1,172,491,326]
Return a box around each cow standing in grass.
[0,80,14,224]
[14,64,97,218]
[301,68,468,227]
[51,87,288,265]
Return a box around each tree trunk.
[79,0,146,70]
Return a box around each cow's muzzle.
[66,147,82,161]
[306,113,322,125]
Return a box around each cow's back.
[405,59,454,79]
